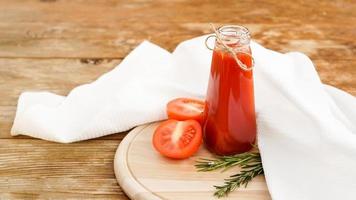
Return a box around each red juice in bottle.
[203,25,256,155]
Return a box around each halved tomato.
[166,98,206,124]
[152,119,202,159]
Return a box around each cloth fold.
[11,36,356,200]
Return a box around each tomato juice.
[203,25,256,155]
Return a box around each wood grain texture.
[0,139,128,199]
[0,1,355,59]
[0,0,355,199]
[115,123,271,200]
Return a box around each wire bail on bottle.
[205,24,255,71]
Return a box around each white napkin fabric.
[11,39,210,142]
[11,36,356,200]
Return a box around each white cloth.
[11,36,356,200]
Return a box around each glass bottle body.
[203,25,256,155]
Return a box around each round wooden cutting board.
[114,123,271,200]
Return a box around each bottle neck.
[214,25,251,52]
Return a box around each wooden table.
[0,0,355,199]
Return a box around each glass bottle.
[203,25,256,155]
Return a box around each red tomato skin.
[152,119,202,159]
[166,98,206,125]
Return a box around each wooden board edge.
[114,123,162,200]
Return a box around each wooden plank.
[0,0,354,24]
[0,139,128,199]
[0,58,121,105]
[0,1,354,58]
[0,22,354,59]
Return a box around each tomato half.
[152,119,202,159]
[166,98,206,124]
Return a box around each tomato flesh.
[166,98,206,124]
[152,119,202,159]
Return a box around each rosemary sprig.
[195,152,263,198]
[196,152,261,172]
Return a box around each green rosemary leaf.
[195,152,264,198]
[214,164,264,198]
